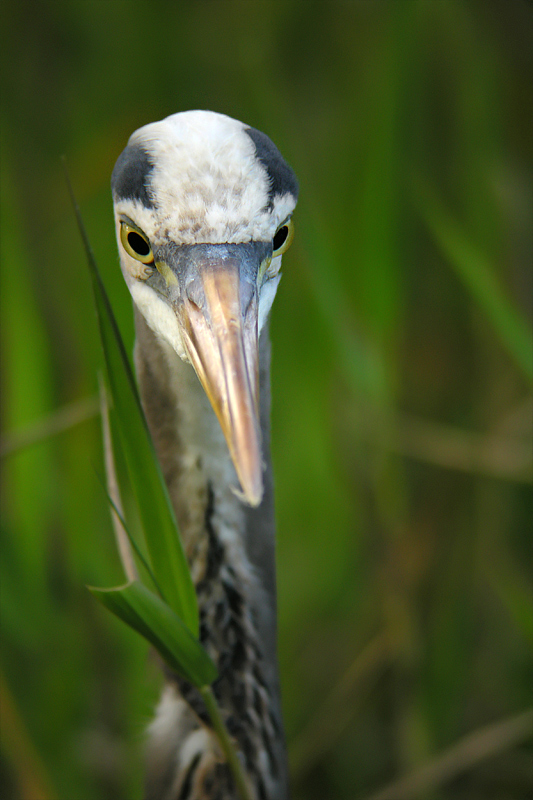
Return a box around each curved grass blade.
[65,169,199,636]
[93,264,199,634]
[93,466,162,596]
[89,582,217,687]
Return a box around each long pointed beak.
[172,252,263,506]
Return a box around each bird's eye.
[120,222,154,264]
[272,219,294,257]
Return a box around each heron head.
[111,111,298,506]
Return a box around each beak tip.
[247,489,263,508]
[233,475,263,508]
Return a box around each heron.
[111,110,298,800]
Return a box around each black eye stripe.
[273,226,288,252]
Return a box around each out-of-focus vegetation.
[1,1,532,798]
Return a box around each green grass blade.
[93,260,199,634]
[415,180,533,383]
[66,172,199,635]
[89,582,217,687]
[104,395,166,593]
[94,466,162,597]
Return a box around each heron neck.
[133,309,286,799]
[133,307,276,597]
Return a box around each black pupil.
[128,231,150,257]
[273,226,288,252]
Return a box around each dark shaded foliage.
[1,1,531,798]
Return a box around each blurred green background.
[1,1,532,798]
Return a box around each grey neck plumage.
[134,309,287,800]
